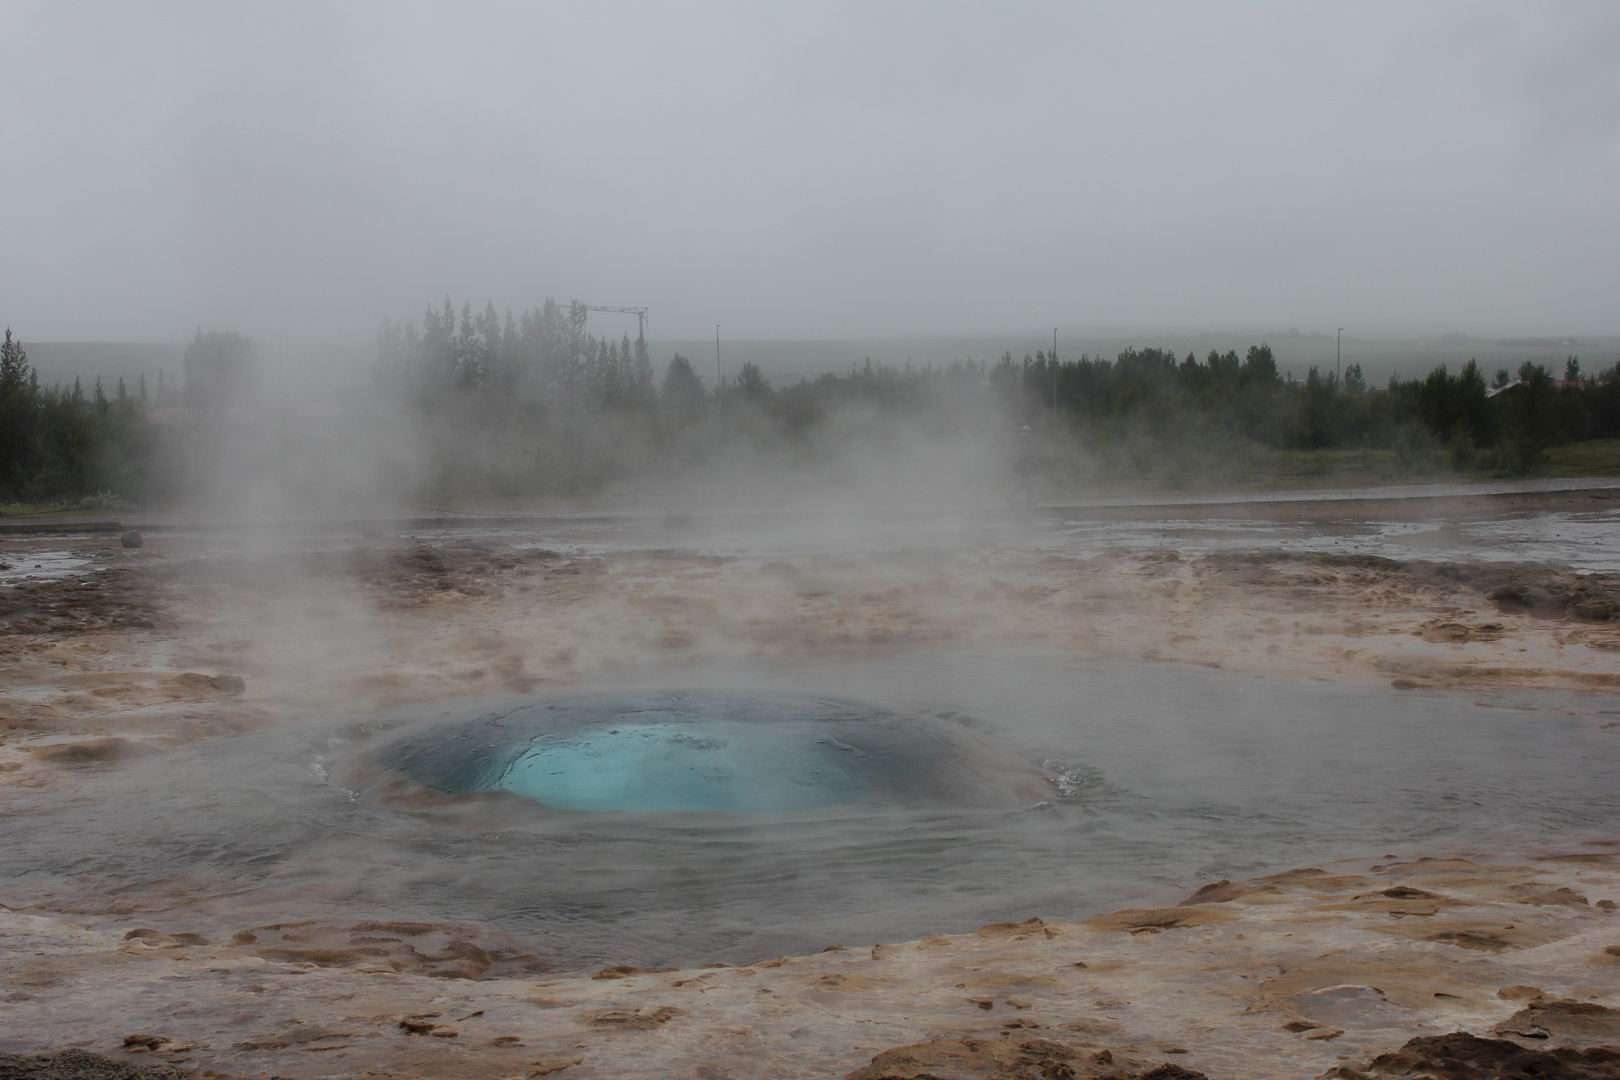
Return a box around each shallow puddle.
[0,545,106,584]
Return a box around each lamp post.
[1052,328,1058,410]
[1336,328,1343,385]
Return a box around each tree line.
[992,344,1620,472]
[2,301,1619,505]
[0,328,159,502]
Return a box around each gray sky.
[3,2,1617,344]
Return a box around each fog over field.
[3,3,1620,511]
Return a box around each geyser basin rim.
[349,689,1055,814]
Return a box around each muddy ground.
[2,491,1619,1078]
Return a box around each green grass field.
[1541,439,1620,477]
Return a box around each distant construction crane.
[578,305,649,341]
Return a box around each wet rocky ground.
[2,491,1620,1078]
[4,852,1620,1078]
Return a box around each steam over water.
[3,653,1617,970]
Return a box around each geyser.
[360,690,1052,813]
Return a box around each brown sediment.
[0,1048,198,1079]
[220,917,551,979]
[2,852,1619,1077]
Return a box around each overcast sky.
[2,2,1616,343]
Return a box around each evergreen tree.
[1239,344,1279,386]
[0,329,38,494]
[661,354,706,412]
[735,361,772,400]
[0,328,29,396]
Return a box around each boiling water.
[2,653,1617,970]
[366,691,1050,813]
